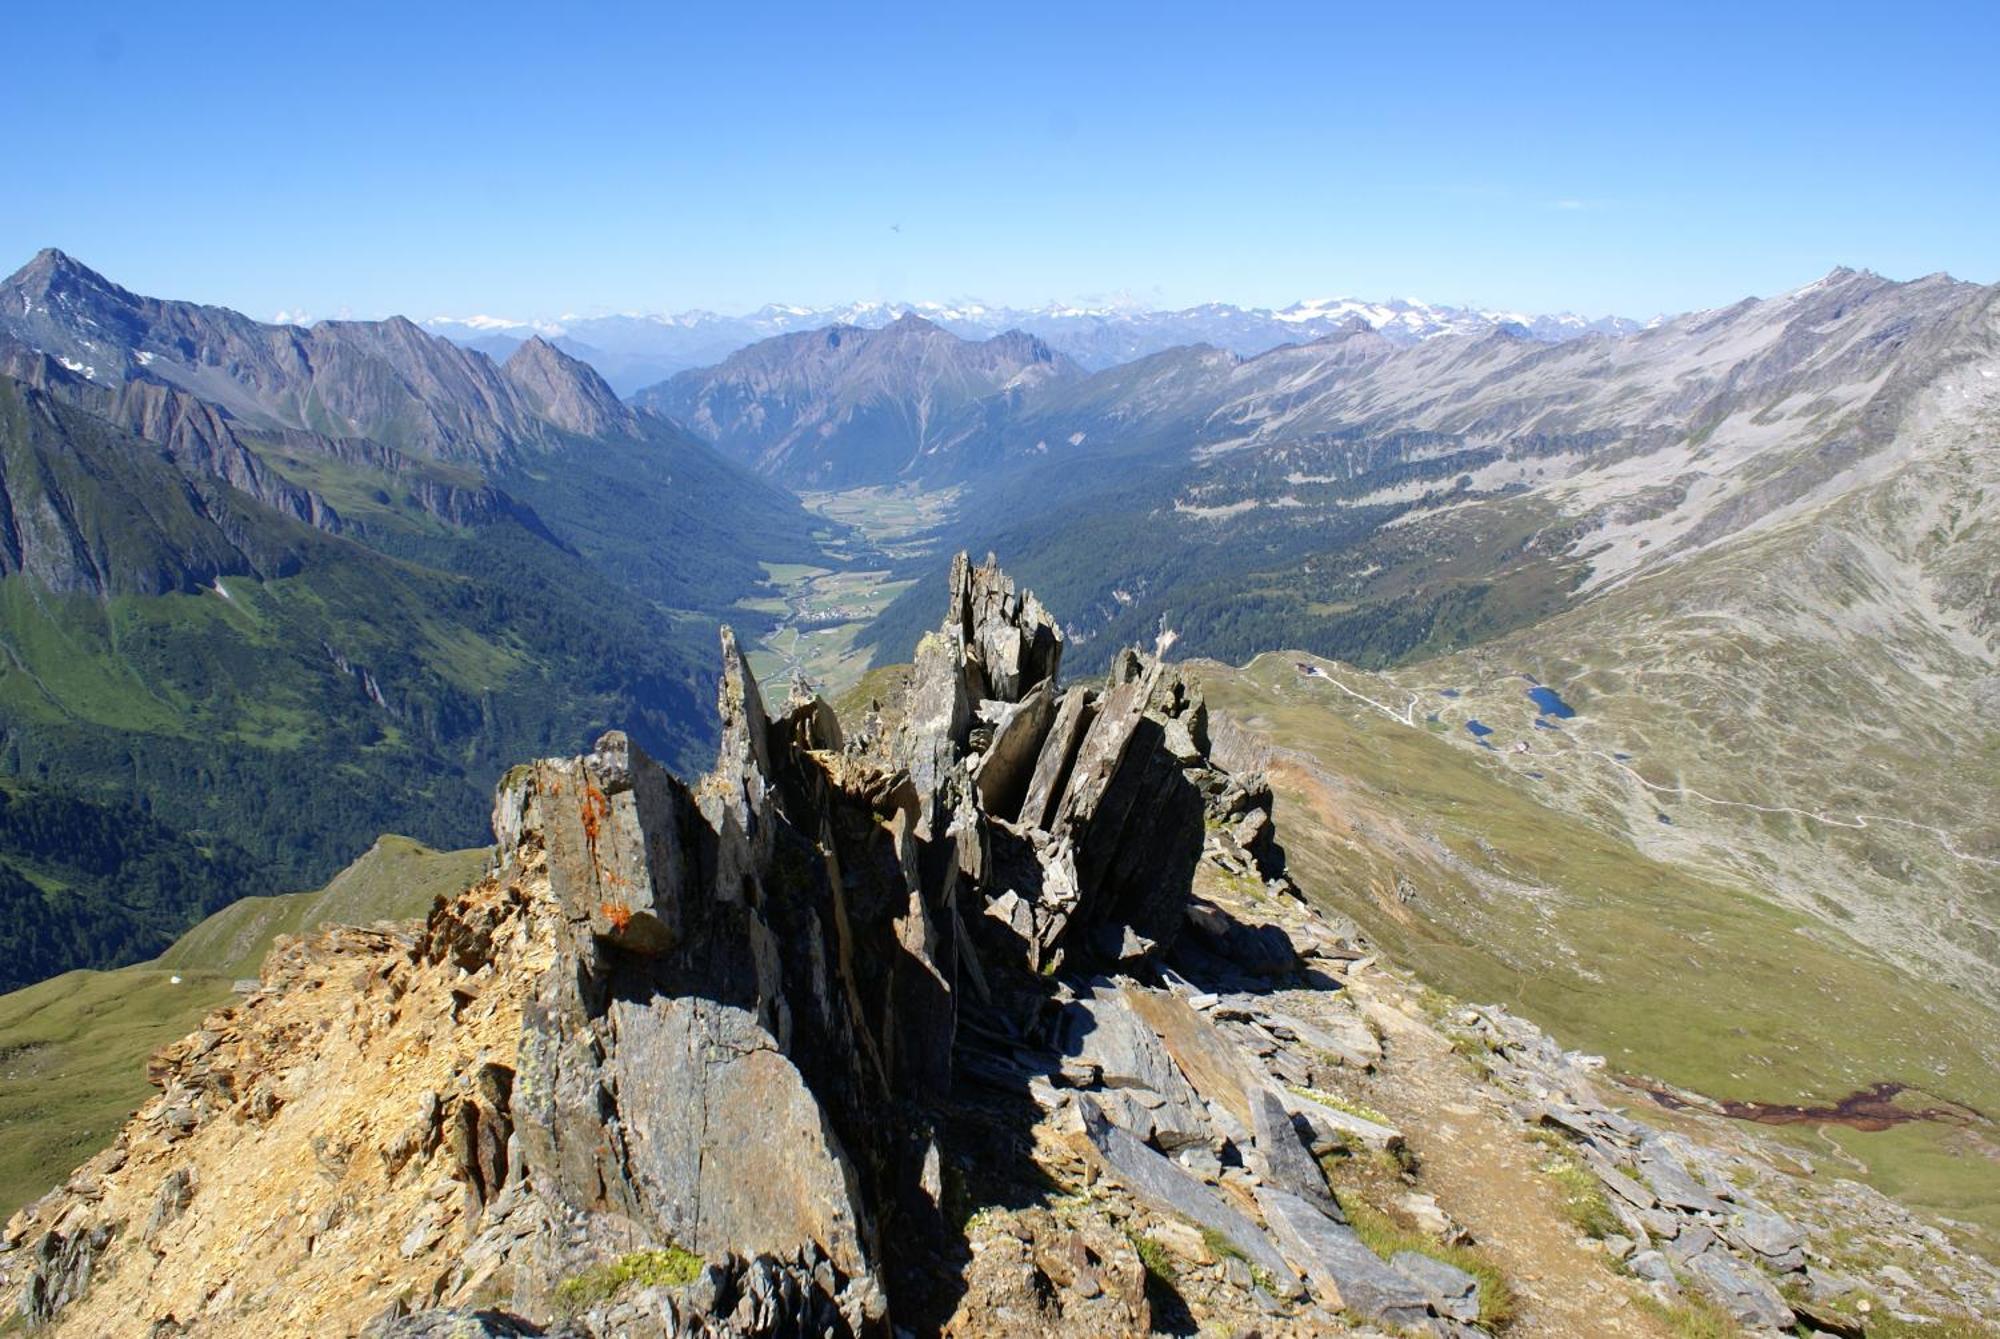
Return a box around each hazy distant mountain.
[634,314,1079,486]
[424,294,1642,391]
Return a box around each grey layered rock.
[1682,1248,1797,1331]
[1123,984,1259,1129]
[1058,986,1194,1096]
[140,1168,195,1252]
[497,729,691,955]
[593,995,870,1272]
[1581,1147,1658,1210]
[946,551,1063,702]
[1390,1250,1481,1323]
[971,681,1055,819]
[364,1308,547,1338]
[16,1224,115,1327]
[1077,1095,1298,1291]
[1053,664,1211,951]
[1662,1222,1719,1263]
[1091,1087,1211,1151]
[1282,1093,1405,1155]
[1018,684,1097,830]
[1056,983,1210,1148]
[1249,1085,1340,1217]
[1722,1206,1808,1270]
[1050,667,1154,837]
[894,629,973,814]
[1262,1009,1381,1071]
[1636,1138,1729,1214]
[1256,1186,1433,1326]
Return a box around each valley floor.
[741,484,955,697]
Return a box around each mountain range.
[0,249,818,987]
[835,266,2000,999]
[617,263,2000,1009]
[424,294,1646,394]
[5,247,1992,1016]
[0,244,1997,1332]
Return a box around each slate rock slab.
[1256,1185,1434,1326]
[1248,1084,1340,1218]
[1076,1095,1298,1292]
[1683,1247,1797,1331]
[1391,1249,1480,1323]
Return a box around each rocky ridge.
[1,557,1993,1336]
[0,250,649,465]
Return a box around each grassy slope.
[1198,652,2000,1240]
[0,836,486,1217]
[0,510,711,889]
[156,835,490,979]
[0,780,268,992]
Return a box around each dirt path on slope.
[1345,980,1678,1338]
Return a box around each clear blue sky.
[8,1,1994,321]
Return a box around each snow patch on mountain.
[421,294,1646,387]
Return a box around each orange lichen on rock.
[581,781,608,846]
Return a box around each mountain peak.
[5,247,128,301]
[502,332,578,371]
[1805,264,1889,292]
[502,332,636,438]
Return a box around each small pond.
[1526,685,1575,718]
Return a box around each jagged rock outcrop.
[24,551,1966,1337]
[0,553,1264,1336]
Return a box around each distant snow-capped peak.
[418,294,1645,388]
[425,314,570,337]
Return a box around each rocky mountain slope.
[1197,653,2000,1249]
[0,835,487,1218]
[635,316,1078,487]
[1,251,636,465]
[832,270,1999,1008]
[3,560,1992,1337]
[863,266,1999,662]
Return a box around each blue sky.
[8,1,1995,321]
